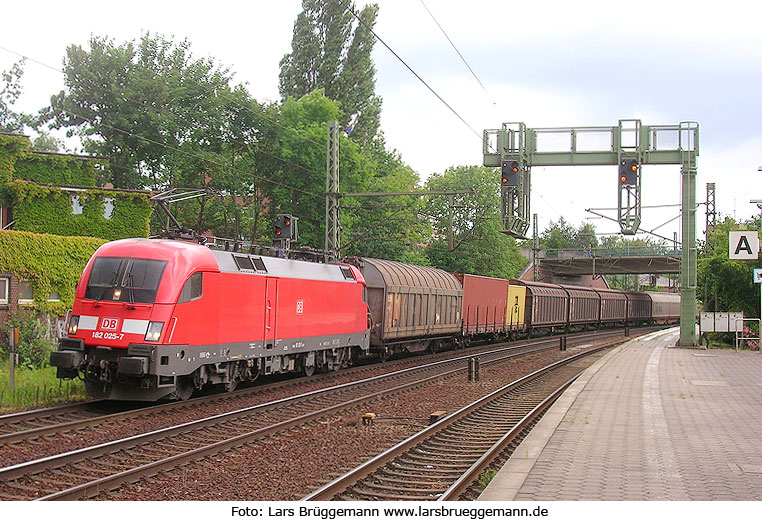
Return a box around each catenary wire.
[334,0,485,145]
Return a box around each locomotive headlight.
[67,315,80,336]
[145,321,164,342]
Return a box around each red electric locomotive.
[50,239,370,401]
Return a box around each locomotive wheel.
[378,347,389,363]
[175,377,194,401]
[303,364,315,377]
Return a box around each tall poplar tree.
[279,0,382,146]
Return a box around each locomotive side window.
[234,255,254,271]
[234,255,268,272]
[251,257,267,272]
[178,272,203,303]
[85,257,167,304]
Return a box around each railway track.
[0,327,642,450]
[303,347,600,501]
[0,330,627,501]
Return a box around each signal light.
[274,213,297,240]
[619,159,638,186]
[501,160,520,187]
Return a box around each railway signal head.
[275,213,297,240]
[501,160,520,187]
[619,159,638,186]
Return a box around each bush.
[1,310,54,369]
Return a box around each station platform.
[479,327,762,501]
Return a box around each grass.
[478,469,498,488]
[0,358,86,412]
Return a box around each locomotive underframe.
[52,332,369,401]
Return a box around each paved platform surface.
[479,327,762,501]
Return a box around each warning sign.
[729,231,759,260]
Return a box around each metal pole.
[9,327,18,391]
[448,195,454,251]
[678,157,698,346]
[325,121,340,253]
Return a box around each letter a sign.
[729,231,759,260]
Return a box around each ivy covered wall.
[0,133,151,240]
[13,152,100,186]
[0,133,30,206]
[0,230,106,315]
[9,181,151,240]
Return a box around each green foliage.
[478,469,498,488]
[0,133,30,186]
[0,59,29,134]
[424,166,527,278]
[0,230,107,315]
[279,0,382,146]
[538,218,599,250]
[8,180,150,240]
[45,32,242,190]
[698,217,760,316]
[1,310,52,369]
[13,152,99,186]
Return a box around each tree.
[698,217,759,317]
[279,0,382,146]
[45,33,242,190]
[340,142,429,263]
[423,166,527,278]
[538,218,599,250]
[0,59,28,134]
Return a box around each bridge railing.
[542,247,681,259]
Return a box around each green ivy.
[8,180,151,240]
[0,230,107,315]
[13,153,100,186]
[0,134,30,206]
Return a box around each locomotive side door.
[264,277,278,351]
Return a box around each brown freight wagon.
[350,258,463,359]
[561,284,601,328]
[625,291,652,324]
[598,288,628,326]
[514,280,568,334]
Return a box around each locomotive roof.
[212,250,365,284]
[92,238,219,271]
[88,239,364,292]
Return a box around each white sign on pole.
[729,231,759,260]
[754,268,762,284]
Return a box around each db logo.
[101,318,119,331]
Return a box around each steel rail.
[0,335,573,498]
[302,344,607,501]
[35,338,571,500]
[0,327,631,444]
[438,375,578,500]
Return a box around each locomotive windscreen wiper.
[126,272,136,309]
[94,261,124,305]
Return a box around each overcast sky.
[2,0,761,242]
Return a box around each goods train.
[50,238,679,401]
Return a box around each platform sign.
[729,231,759,259]
[754,268,762,284]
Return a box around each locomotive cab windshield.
[84,257,168,304]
